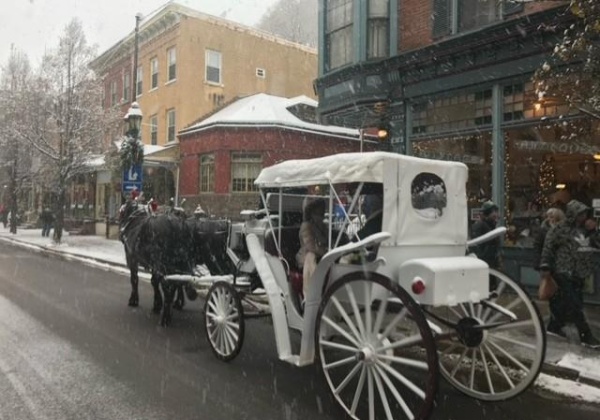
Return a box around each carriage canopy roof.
[254,152,468,188]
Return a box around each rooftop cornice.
[90,2,316,74]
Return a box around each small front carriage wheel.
[315,272,438,420]
[204,281,245,362]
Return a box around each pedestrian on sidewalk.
[533,205,566,271]
[471,201,502,269]
[471,201,502,290]
[539,199,600,349]
[40,207,54,237]
[0,204,7,228]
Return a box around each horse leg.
[127,254,139,307]
[151,273,163,313]
[173,283,185,310]
[160,278,174,327]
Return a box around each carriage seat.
[263,226,303,296]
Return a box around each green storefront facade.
[315,2,600,303]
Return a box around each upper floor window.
[150,57,159,89]
[367,0,389,59]
[231,153,261,193]
[136,66,143,96]
[325,0,353,71]
[167,47,176,82]
[150,115,158,145]
[123,72,131,103]
[206,49,222,84]
[166,108,176,142]
[432,0,519,38]
[110,80,118,106]
[200,154,215,193]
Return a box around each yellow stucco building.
[89,2,317,233]
[92,2,317,146]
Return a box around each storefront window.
[412,89,492,135]
[504,120,600,248]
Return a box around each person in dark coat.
[533,206,566,270]
[539,199,600,349]
[471,201,501,270]
[40,207,54,237]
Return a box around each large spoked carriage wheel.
[204,281,245,362]
[315,272,438,420]
[428,269,546,401]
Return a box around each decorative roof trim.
[91,2,316,74]
[179,122,377,143]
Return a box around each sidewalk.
[1,226,599,395]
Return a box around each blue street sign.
[123,164,143,184]
[122,182,143,194]
[122,165,143,194]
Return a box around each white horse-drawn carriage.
[193,151,546,420]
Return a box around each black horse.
[119,199,235,326]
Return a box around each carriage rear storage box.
[397,256,489,306]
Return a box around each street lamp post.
[132,13,142,101]
[120,102,144,205]
[124,101,143,139]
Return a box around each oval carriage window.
[411,173,447,219]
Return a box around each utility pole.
[132,13,142,101]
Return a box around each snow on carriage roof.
[254,151,468,187]
[181,93,361,138]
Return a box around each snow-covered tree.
[255,0,318,47]
[534,1,600,121]
[0,48,35,234]
[13,19,120,243]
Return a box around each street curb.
[2,234,599,390]
[0,235,130,271]
[542,362,600,388]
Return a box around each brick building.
[314,1,600,302]
[178,93,380,218]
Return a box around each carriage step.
[164,273,252,288]
[281,355,301,366]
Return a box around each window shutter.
[432,0,451,38]
[503,0,524,17]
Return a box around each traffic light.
[377,123,389,141]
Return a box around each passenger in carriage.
[296,198,328,299]
[356,194,383,240]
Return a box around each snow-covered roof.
[85,155,105,168]
[181,93,363,139]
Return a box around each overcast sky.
[1,0,278,65]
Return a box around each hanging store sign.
[514,140,596,155]
[415,151,484,165]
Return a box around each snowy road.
[0,242,599,420]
